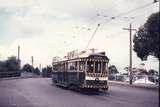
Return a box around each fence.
[0,71,21,78]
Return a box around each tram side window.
[79,61,85,71]
[58,64,61,72]
[53,65,58,71]
[68,62,77,71]
[61,63,65,72]
[87,61,94,73]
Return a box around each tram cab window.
[95,62,101,73]
[102,62,106,73]
[87,61,94,73]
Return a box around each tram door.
[64,62,67,83]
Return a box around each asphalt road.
[0,78,159,107]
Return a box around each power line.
[81,0,158,52]
[105,30,126,38]
[98,0,158,38]
[114,1,157,19]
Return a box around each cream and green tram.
[52,52,109,91]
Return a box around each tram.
[52,51,109,91]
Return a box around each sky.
[0,0,159,72]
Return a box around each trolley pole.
[123,23,136,85]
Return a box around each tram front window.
[87,61,94,73]
[102,62,107,73]
[95,62,101,73]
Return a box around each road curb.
[108,81,159,90]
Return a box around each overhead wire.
[82,0,158,52]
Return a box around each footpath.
[108,80,159,90]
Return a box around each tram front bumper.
[83,80,108,89]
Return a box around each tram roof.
[52,52,109,65]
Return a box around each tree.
[148,69,159,83]
[148,69,158,76]
[34,67,40,75]
[108,65,119,80]
[0,56,20,77]
[108,65,119,74]
[0,61,7,72]
[133,12,160,71]
[5,56,20,71]
[22,64,34,72]
[42,66,52,77]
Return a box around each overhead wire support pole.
[17,45,21,69]
[17,46,20,63]
[31,56,34,74]
[85,24,100,51]
[18,46,20,61]
[123,23,136,85]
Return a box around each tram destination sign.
[67,50,78,59]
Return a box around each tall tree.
[133,12,160,71]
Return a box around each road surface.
[0,78,159,107]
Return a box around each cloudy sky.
[0,0,159,71]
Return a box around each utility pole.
[31,56,34,73]
[31,56,34,67]
[39,64,41,72]
[18,46,20,61]
[17,46,21,67]
[123,23,136,85]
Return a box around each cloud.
[0,0,159,71]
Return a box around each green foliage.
[22,64,34,72]
[5,56,20,71]
[0,56,20,72]
[34,67,40,75]
[148,69,158,76]
[133,12,160,60]
[42,66,52,77]
[22,64,41,75]
[148,69,159,83]
[108,65,119,74]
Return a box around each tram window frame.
[61,63,65,72]
[102,62,107,73]
[79,61,85,71]
[53,65,58,71]
[68,61,77,71]
[87,61,94,73]
[95,61,101,73]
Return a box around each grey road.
[0,78,159,107]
